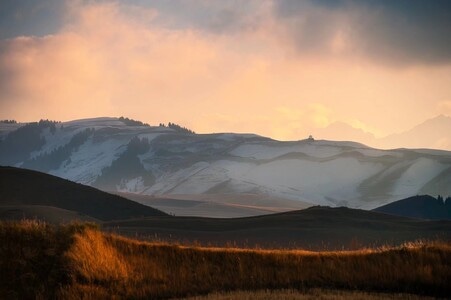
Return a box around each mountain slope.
[0,166,167,221]
[373,195,451,220]
[1,117,450,210]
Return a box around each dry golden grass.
[1,221,450,299]
[186,288,435,300]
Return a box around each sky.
[1,0,451,147]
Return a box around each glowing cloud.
[0,0,450,149]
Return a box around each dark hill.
[373,195,451,220]
[105,206,451,250]
[0,166,167,221]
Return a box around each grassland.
[1,221,450,299]
[186,289,435,299]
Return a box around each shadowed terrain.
[104,206,451,250]
[0,205,99,224]
[0,166,167,221]
[373,195,451,220]
[114,192,311,218]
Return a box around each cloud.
[0,0,450,147]
[438,101,451,114]
[0,1,231,122]
[0,32,111,116]
[0,0,64,39]
[136,0,270,34]
[272,0,451,66]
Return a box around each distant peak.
[411,114,451,129]
[426,114,450,122]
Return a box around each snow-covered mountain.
[1,117,450,209]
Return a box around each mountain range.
[0,117,450,212]
[314,115,451,151]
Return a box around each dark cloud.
[0,0,65,39]
[272,1,342,53]
[273,0,451,65]
[128,0,264,34]
[1,0,450,66]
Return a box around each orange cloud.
[0,2,230,122]
[0,1,450,148]
[438,101,451,114]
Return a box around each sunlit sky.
[1,0,451,147]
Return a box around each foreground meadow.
[186,289,436,299]
[0,221,449,299]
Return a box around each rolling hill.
[373,195,451,220]
[104,206,451,250]
[0,166,167,221]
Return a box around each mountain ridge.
[1,117,450,211]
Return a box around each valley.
[1,166,449,251]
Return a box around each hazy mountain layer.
[1,117,450,209]
[314,115,451,151]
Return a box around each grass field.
[1,221,450,299]
[186,289,435,299]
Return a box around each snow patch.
[50,136,128,184]
[230,142,343,159]
[392,158,448,197]
[118,177,145,193]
